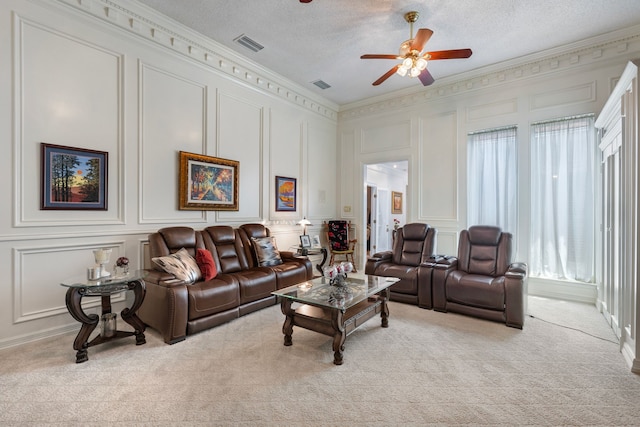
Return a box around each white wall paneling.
[340,131,356,219]
[269,107,302,220]
[14,14,124,227]
[435,230,459,256]
[419,111,459,222]
[217,92,264,223]
[307,121,338,220]
[139,62,207,224]
[12,241,127,324]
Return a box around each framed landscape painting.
[41,143,108,210]
[179,151,239,210]
[275,176,296,212]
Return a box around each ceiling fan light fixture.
[416,57,428,70]
[402,57,413,68]
[398,40,412,57]
[396,66,408,77]
[409,67,421,77]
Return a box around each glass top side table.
[60,270,147,363]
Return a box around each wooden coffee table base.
[280,288,390,365]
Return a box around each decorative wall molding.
[13,13,126,227]
[340,24,640,119]
[13,242,126,324]
[56,0,338,121]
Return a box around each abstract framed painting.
[179,151,239,210]
[275,176,296,212]
[41,143,108,210]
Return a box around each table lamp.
[297,217,312,235]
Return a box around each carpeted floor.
[1,296,639,426]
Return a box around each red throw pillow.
[195,248,217,281]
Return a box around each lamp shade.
[297,218,312,226]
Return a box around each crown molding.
[339,23,640,120]
[53,0,339,121]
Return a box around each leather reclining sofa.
[138,223,313,344]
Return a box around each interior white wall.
[338,24,640,304]
[0,0,338,348]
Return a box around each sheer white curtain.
[530,115,596,282]
[467,126,518,233]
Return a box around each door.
[376,189,391,252]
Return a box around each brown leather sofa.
[364,223,437,308]
[431,225,527,328]
[138,224,313,344]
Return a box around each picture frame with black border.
[41,143,108,210]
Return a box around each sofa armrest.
[365,251,392,275]
[144,269,189,287]
[138,269,189,344]
[507,262,527,277]
[432,255,458,269]
[431,256,458,311]
[505,262,527,329]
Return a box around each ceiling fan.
[361,11,472,87]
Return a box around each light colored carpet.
[1,296,639,426]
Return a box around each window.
[530,115,596,282]
[467,126,518,233]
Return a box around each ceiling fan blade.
[372,65,400,86]
[427,48,473,60]
[418,68,435,86]
[410,28,433,52]
[361,54,399,60]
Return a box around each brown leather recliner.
[138,227,241,344]
[365,223,437,308]
[432,225,527,329]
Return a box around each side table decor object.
[60,270,147,363]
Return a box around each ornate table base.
[280,287,390,365]
[64,279,146,363]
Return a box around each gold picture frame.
[392,191,403,214]
[179,151,239,210]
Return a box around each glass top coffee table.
[272,274,399,365]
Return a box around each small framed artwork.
[300,234,311,248]
[275,176,296,212]
[312,235,321,248]
[392,191,403,214]
[41,143,108,210]
[179,151,239,210]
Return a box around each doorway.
[365,161,408,256]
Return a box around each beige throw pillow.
[152,247,201,283]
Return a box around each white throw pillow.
[152,248,201,283]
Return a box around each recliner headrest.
[158,227,197,248]
[205,226,235,244]
[240,223,269,239]
[468,225,502,245]
[402,223,429,240]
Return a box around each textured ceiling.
[135,0,640,106]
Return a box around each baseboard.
[0,323,77,351]
[527,277,597,304]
